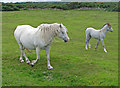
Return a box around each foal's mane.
[100,23,111,30]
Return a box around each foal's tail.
[85,28,89,33]
[85,28,89,31]
[85,28,91,37]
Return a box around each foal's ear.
[107,23,111,26]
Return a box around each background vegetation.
[2,9,118,86]
[1,2,119,12]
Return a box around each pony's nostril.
[64,37,69,42]
[64,40,67,42]
[67,38,70,41]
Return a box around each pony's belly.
[20,39,36,50]
[40,46,47,50]
[91,32,100,39]
[93,37,99,39]
[22,41,47,50]
[22,43,36,50]
[92,36,99,39]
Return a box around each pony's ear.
[107,23,111,26]
[108,23,111,26]
[60,24,62,28]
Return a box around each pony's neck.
[38,25,59,45]
[101,25,108,35]
[43,29,57,44]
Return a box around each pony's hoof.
[32,60,36,63]
[20,60,24,63]
[31,65,34,67]
[48,66,53,70]
[31,64,34,67]
[105,51,107,53]
[104,49,107,53]
[26,60,30,64]
[30,63,34,67]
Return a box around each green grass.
[2,9,118,86]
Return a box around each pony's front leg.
[101,39,107,53]
[46,46,53,70]
[31,47,40,66]
[95,39,100,50]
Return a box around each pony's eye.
[62,32,64,34]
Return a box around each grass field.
[2,9,118,86]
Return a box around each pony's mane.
[100,23,111,30]
[35,23,67,44]
[37,23,60,32]
[36,23,61,43]
[37,23,67,35]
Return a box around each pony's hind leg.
[19,43,24,63]
[85,39,88,50]
[19,43,30,64]
[85,34,91,50]
[95,39,100,50]
[23,50,30,64]
[88,38,91,49]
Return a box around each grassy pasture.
[2,9,118,86]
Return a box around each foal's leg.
[85,34,91,50]
[85,39,88,50]
[46,46,53,70]
[88,38,91,49]
[101,39,107,53]
[31,47,40,66]
[95,39,100,50]
[85,35,89,50]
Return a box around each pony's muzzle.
[64,37,70,42]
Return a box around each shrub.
[1,2,119,12]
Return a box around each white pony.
[14,23,70,69]
[85,23,113,53]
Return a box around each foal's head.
[106,23,113,32]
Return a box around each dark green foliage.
[2,3,20,11]
[1,2,119,11]
[2,5,20,11]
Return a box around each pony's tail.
[85,28,88,31]
[85,28,88,30]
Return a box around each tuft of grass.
[2,9,118,86]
